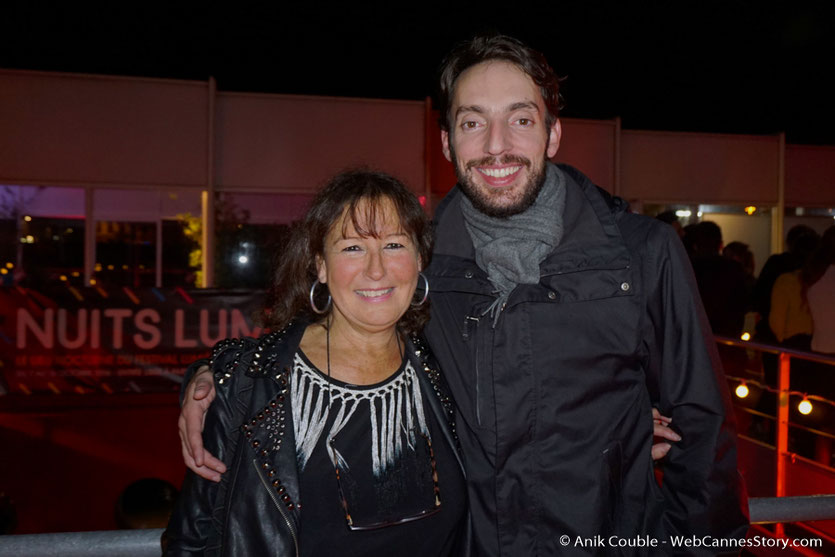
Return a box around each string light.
[735,382,750,398]
[726,375,835,411]
[740,332,751,341]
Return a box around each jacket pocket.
[540,266,634,304]
[600,440,624,535]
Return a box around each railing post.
[775,351,791,538]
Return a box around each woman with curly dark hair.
[165,170,468,556]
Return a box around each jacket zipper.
[253,458,299,557]
[462,315,483,426]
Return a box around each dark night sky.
[4,2,834,145]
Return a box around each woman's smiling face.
[317,197,421,335]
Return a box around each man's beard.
[450,146,548,219]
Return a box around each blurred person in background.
[769,238,824,351]
[117,479,178,530]
[807,226,835,354]
[769,266,813,352]
[682,222,699,259]
[754,225,820,343]
[723,241,757,315]
[690,221,750,337]
[723,241,755,280]
[654,210,684,239]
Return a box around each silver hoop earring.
[411,272,429,307]
[309,279,332,314]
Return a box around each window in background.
[94,221,156,288]
[0,185,85,287]
[162,218,199,287]
[212,193,311,289]
[93,188,202,288]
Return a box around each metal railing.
[715,335,835,542]
[749,495,835,524]
[715,335,835,490]
[0,528,164,557]
[1,495,834,557]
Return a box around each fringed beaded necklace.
[291,331,430,477]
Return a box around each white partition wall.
[786,145,835,208]
[214,93,426,195]
[0,70,209,188]
[620,130,781,204]
[554,118,618,193]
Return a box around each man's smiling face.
[442,60,561,218]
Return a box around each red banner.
[0,286,265,395]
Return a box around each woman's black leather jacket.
[164,319,469,556]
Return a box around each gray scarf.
[461,162,566,326]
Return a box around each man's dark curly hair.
[438,34,562,133]
[261,169,432,335]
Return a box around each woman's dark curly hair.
[262,169,433,335]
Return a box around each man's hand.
[178,373,676,473]
[178,366,225,482]
[651,408,680,460]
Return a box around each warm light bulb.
[740,332,751,341]
[798,398,812,415]
[735,383,749,398]
[744,206,757,215]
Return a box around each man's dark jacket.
[423,164,749,556]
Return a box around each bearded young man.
[178,35,748,556]
[422,35,748,555]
